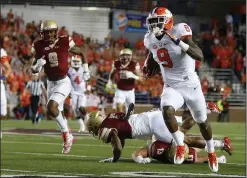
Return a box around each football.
[142,53,160,77]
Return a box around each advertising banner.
[113,11,148,33]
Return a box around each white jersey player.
[0,48,12,138]
[143,7,218,172]
[68,55,90,132]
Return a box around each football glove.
[99,157,114,163]
[31,56,46,73]
[83,71,90,81]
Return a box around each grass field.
[1,120,246,177]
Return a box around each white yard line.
[111,171,246,177]
[2,140,246,153]
[1,140,140,149]
[4,151,246,166]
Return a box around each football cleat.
[207,101,221,113]
[222,137,232,156]
[62,132,73,154]
[208,152,219,172]
[174,145,185,164]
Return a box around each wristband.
[178,40,190,52]
[83,63,89,72]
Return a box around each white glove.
[99,157,113,163]
[132,154,151,164]
[125,71,140,80]
[106,80,113,89]
[83,71,90,81]
[31,56,46,73]
[217,155,227,164]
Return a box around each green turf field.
[1,120,246,177]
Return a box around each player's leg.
[184,136,232,156]
[160,86,185,164]
[125,89,135,114]
[78,94,87,132]
[149,111,174,144]
[47,77,73,154]
[0,82,7,117]
[114,89,126,112]
[183,85,218,172]
[71,93,83,132]
[179,111,196,134]
[1,82,7,138]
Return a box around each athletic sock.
[171,130,184,146]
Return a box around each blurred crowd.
[201,4,246,94]
[0,6,246,119]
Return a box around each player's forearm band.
[83,63,89,72]
[178,40,189,52]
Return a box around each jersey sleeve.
[98,127,117,143]
[176,23,192,40]
[1,48,8,64]
[68,36,75,50]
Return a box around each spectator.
[201,76,209,94]
[216,98,223,122]
[220,97,230,122]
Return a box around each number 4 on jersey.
[157,48,173,68]
[74,76,80,84]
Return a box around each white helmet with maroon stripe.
[146,7,174,36]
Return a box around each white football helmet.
[71,55,82,68]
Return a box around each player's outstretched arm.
[132,147,151,164]
[110,130,123,162]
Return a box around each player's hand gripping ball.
[142,53,160,78]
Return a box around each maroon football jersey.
[184,148,196,164]
[114,60,138,90]
[149,140,171,163]
[98,112,132,143]
[32,35,73,81]
[149,141,196,163]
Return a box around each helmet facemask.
[146,8,174,36]
[120,54,132,67]
[40,20,58,44]
[119,48,133,68]
[42,29,57,44]
[71,56,82,69]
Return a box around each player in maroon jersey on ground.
[84,103,232,163]
[106,48,142,113]
[31,20,89,154]
[132,141,228,165]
